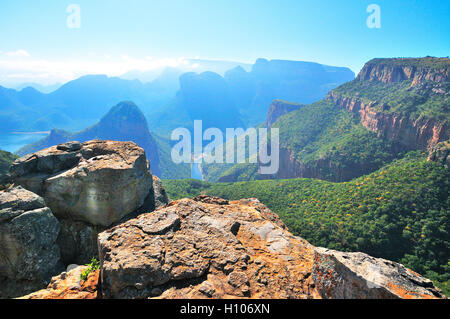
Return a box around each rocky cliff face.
[327,91,449,152]
[357,58,449,85]
[328,58,449,152]
[265,147,382,183]
[265,100,304,127]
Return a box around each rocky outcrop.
[0,186,62,298]
[327,91,449,152]
[10,140,153,226]
[9,140,166,265]
[313,248,443,299]
[265,100,303,127]
[357,58,449,85]
[428,140,450,167]
[151,175,169,210]
[327,58,450,152]
[19,265,99,299]
[97,196,444,299]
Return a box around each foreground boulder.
[10,140,153,226]
[9,140,161,265]
[98,196,444,299]
[0,186,62,298]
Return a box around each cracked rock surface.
[98,195,445,299]
[0,186,62,298]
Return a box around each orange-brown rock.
[328,58,450,152]
[19,265,99,299]
[98,196,445,299]
[327,91,449,152]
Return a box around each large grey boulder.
[10,140,153,227]
[0,186,62,298]
[9,140,166,265]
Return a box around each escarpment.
[266,100,304,127]
[356,57,449,84]
[327,91,449,152]
[328,57,450,152]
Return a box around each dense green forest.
[163,152,449,294]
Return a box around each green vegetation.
[80,258,100,281]
[0,150,18,179]
[202,101,397,182]
[163,152,449,294]
[367,57,450,70]
[274,100,397,179]
[333,79,449,122]
[202,123,263,182]
[154,134,191,179]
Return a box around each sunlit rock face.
[9,140,158,265]
[19,265,100,300]
[97,196,444,299]
[10,140,153,226]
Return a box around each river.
[191,162,203,180]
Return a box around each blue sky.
[0,0,448,85]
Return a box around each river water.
[191,163,203,180]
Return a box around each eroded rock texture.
[313,248,444,299]
[428,140,450,167]
[19,265,99,299]
[98,196,444,299]
[10,140,153,227]
[8,140,163,265]
[0,186,62,298]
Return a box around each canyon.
[0,141,446,299]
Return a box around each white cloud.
[5,49,31,57]
[0,54,199,86]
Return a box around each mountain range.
[1,56,449,295]
[0,58,354,145]
[203,57,449,183]
[15,101,192,179]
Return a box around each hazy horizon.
[1,0,448,87]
